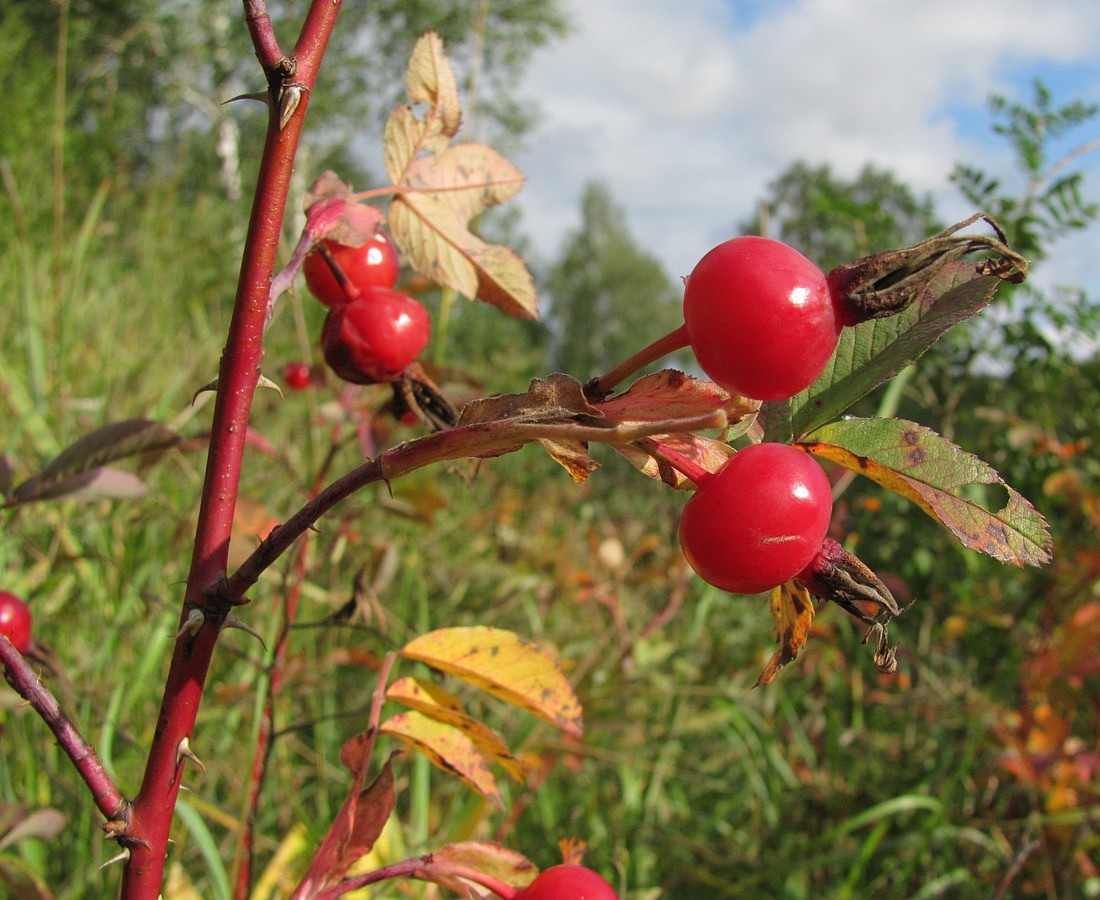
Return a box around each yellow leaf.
[386,677,526,781]
[400,627,584,738]
[381,710,503,807]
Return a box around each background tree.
[742,161,941,269]
[546,182,685,380]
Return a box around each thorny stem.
[120,2,342,895]
[225,410,728,600]
[586,323,691,400]
[1,638,128,827]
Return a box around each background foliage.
[1,2,1097,898]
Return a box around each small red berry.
[682,236,842,400]
[283,361,312,391]
[303,232,400,307]
[678,443,833,595]
[0,591,33,654]
[321,286,430,384]
[516,864,617,899]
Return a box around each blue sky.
[511,0,1100,299]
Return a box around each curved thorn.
[99,848,130,870]
[176,736,207,775]
[222,614,268,651]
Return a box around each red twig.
[1,637,128,827]
[587,323,690,400]
[118,2,342,895]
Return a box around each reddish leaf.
[597,370,757,427]
[614,432,735,490]
[414,841,538,896]
[802,418,1052,567]
[400,626,584,738]
[10,419,177,505]
[756,581,816,686]
[301,172,383,247]
[295,754,395,895]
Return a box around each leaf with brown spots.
[400,627,584,738]
[380,711,503,807]
[756,580,816,686]
[801,418,1052,567]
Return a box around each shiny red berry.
[682,236,842,400]
[303,231,400,307]
[321,286,430,384]
[678,443,833,595]
[516,864,617,899]
[0,591,33,654]
[283,361,312,391]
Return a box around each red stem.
[1,638,127,826]
[636,436,715,488]
[587,322,690,399]
[119,2,342,895]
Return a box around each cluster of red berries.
[291,230,430,388]
[0,590,32,654]
[676,237,850,595]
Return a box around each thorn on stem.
[176,736,207,775]
[222,614,268,650]
[98,848,130,870]
[175,608,206,641]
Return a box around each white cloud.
[513,0,1100,296]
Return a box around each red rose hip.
[683,236,842,400]
[516,864,617,899]
[678,443,833,594]
[304,231,400,307]
[321,286,430,384]
[0,591,32,654]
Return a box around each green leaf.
[801,418,1052,567]
[765,264,1003,442]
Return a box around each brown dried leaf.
[538,437,599,483]
[457,374,602,429]
[756,581,816,686]
[405,31,461,145]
